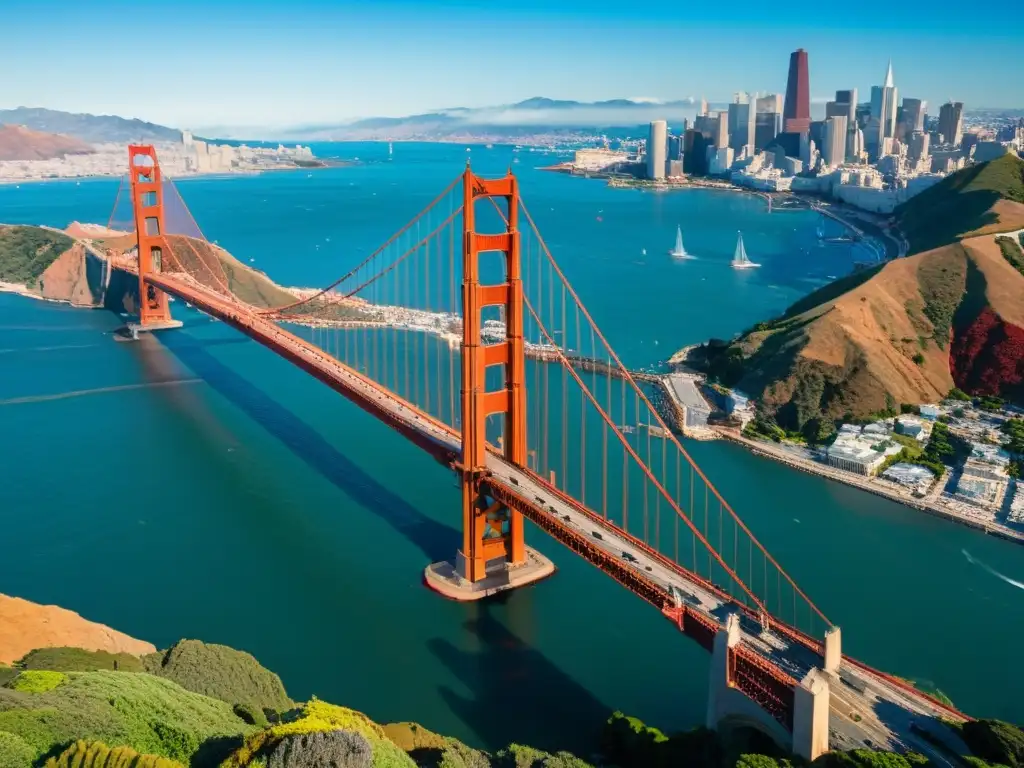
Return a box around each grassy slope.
[0,227,74,286]
[895,153,1024,254]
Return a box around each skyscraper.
[698,96,708,117]
[823,115,848,167]
[834,89,858,123]
[938,101,964,146]
[646,120,667,180]
[869,60,898,152]
[901,98,926,135]
[783,49,811,134]
[728,94,755,155]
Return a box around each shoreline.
[0,161,339,187]
[717,428,1024,546]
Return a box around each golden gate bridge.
[94,145,967,762]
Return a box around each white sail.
[731,231,760,269]
[668,225,693,259]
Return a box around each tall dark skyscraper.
[783,48,811,134]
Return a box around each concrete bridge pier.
[706,613,831,762]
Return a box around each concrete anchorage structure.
[424,168,555,600]
[707,615,840,761]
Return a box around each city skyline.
[2,0,1022,131]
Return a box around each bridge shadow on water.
[429,594,612,758]
[159,331,458,563]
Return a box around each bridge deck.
[134,268,961,758]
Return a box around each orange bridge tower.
[127,145,179,332]
[424,168,555,600]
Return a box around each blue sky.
[4,0,1021,131]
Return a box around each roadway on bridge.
[138,269,958,760]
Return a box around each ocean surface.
[1,142,1022,753]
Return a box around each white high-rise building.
[646,120,667,180]
[824,115,849,167]
[869,61,899,154]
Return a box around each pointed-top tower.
[883,59,894,88]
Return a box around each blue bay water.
[1,143,1022,753]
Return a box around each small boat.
[668,225,694,259]
[731,231,760,269]
[641,248,647,256]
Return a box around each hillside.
[0,594,155,666]
[0,225,298,312]
[2,623,1020,768]
[895,153,1024,254]
[0,107,180,144]
[94,232,298,309]
[696,237,1024,431]
[688,156,1024,431]
[0,125,94,161]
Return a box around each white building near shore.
[827,425,902,475]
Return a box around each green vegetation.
[0,670,251,764]
[3,637,1022,768]
[996,235,1024,276]
[143,640,292,715]
[947,388,972,401]
[960,719,1024,768]
[0,731,34,768]
[17,648,144,673]
[221,699,414,768]
[918,422,968,474]
[976,396,1005,412]
[895,154,1024,254]
[0,666,16,688]
[6,671,67,693]
[44,740,185,768]
[0,226,74,287]
[916,248,968,350]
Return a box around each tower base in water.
[424,546,555,601]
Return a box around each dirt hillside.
[0,124,93,161]
[0,594,155,665]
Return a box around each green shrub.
[143,641,291,713]
[17,648,144,673]
[266,730,372,768]
[493,744,592,767]
[961,720,1024,768]
[0,731,34,768]
[0,226,74,285]
[222,699,414,768]
[7,671,67,693]
[434,738,491,768]
[0,671,250,762]
[233,703,268,728]
[0,667,17,688]
[44,739,186,768]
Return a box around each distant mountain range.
[0,107,181,144]
[0,124,94,161]
[0,98,708,146]
[210,97,707,141]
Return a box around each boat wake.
[962,549,1024,590]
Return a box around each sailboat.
[816,216,826,240]
[388,142,393,157]
[731,231,760,269]
[668,225,694,259]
